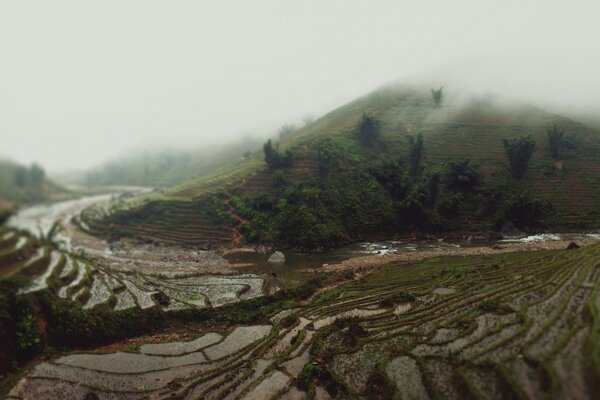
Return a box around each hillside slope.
[81,84,600,249]
[0,159,67,218]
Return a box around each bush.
[503,136,536,179]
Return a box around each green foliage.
[263,139,293,170]
[547,124,577,160]
[503,136,536,179]
[444,159,481,192]
[503,191,553,231]
[431,86,444,106]
[408,133,424,177]
[272,171,287,188]
[317,138,342,176]
[297,364,326,390]
[371,160,410,199]
[355,113,380,146]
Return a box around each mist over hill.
[79,83,600,250]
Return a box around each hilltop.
[80,83,600,250]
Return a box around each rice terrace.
[2,1,600,399]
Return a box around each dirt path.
[224,200,250,247]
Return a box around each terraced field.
[0,228,272,312]
[8,242,600,399]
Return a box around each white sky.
[1,0,599,172]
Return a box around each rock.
[256,244,268,254]
[500,222,524,239]
[566,241,580,250]
[268,251,286,264]
[200,242,212,251]
[152,292,171,306]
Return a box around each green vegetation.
[547,124,577,160]
[85,84,600,249]
[263,139,294,170]
[503,136,536,179]
[355,112,381,146]
[431,86,443,106]
[0,159,61,208]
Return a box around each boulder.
[268,251,286,264]
[566,241,580,250]
[500,222,523,239]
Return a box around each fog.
[1,0,599,173]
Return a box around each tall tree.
[431,86,444,107]
[547,124,576,160]
[355,113,380,146]
[408,133,424,177]
[503,136,536,179]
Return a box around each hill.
[75,137,265,188]
[0,159,67,219]
[80,83,600,250]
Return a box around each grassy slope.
[84,83,600,246]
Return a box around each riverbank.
[316,238,599,275]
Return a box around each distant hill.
[81,83,600,249]
[79,138,265,188]
[0,159,67,218]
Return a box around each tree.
[355,113,380,146]
[431,86,444,107]
[504,191,553,231]
[14,166,28,188]
[547,124,576,160]
[503,136,536,179]
[444,159,481,191]
[29,163,45,187]
[317,138,341,176]
[263,139,293,170]
[408,133,424,177]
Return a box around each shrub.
[503,136,536,179]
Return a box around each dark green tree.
[14,166,28,188]
[503,136,536,179]
[431,86,444,107]
[263,139,293,170]
[504,191,553,231]
[444,159,481,191]
[408,133,424,177]
[29,163,45,187]
[547,124,576,160]
[317,138,341,176]
[355,113,380,146]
